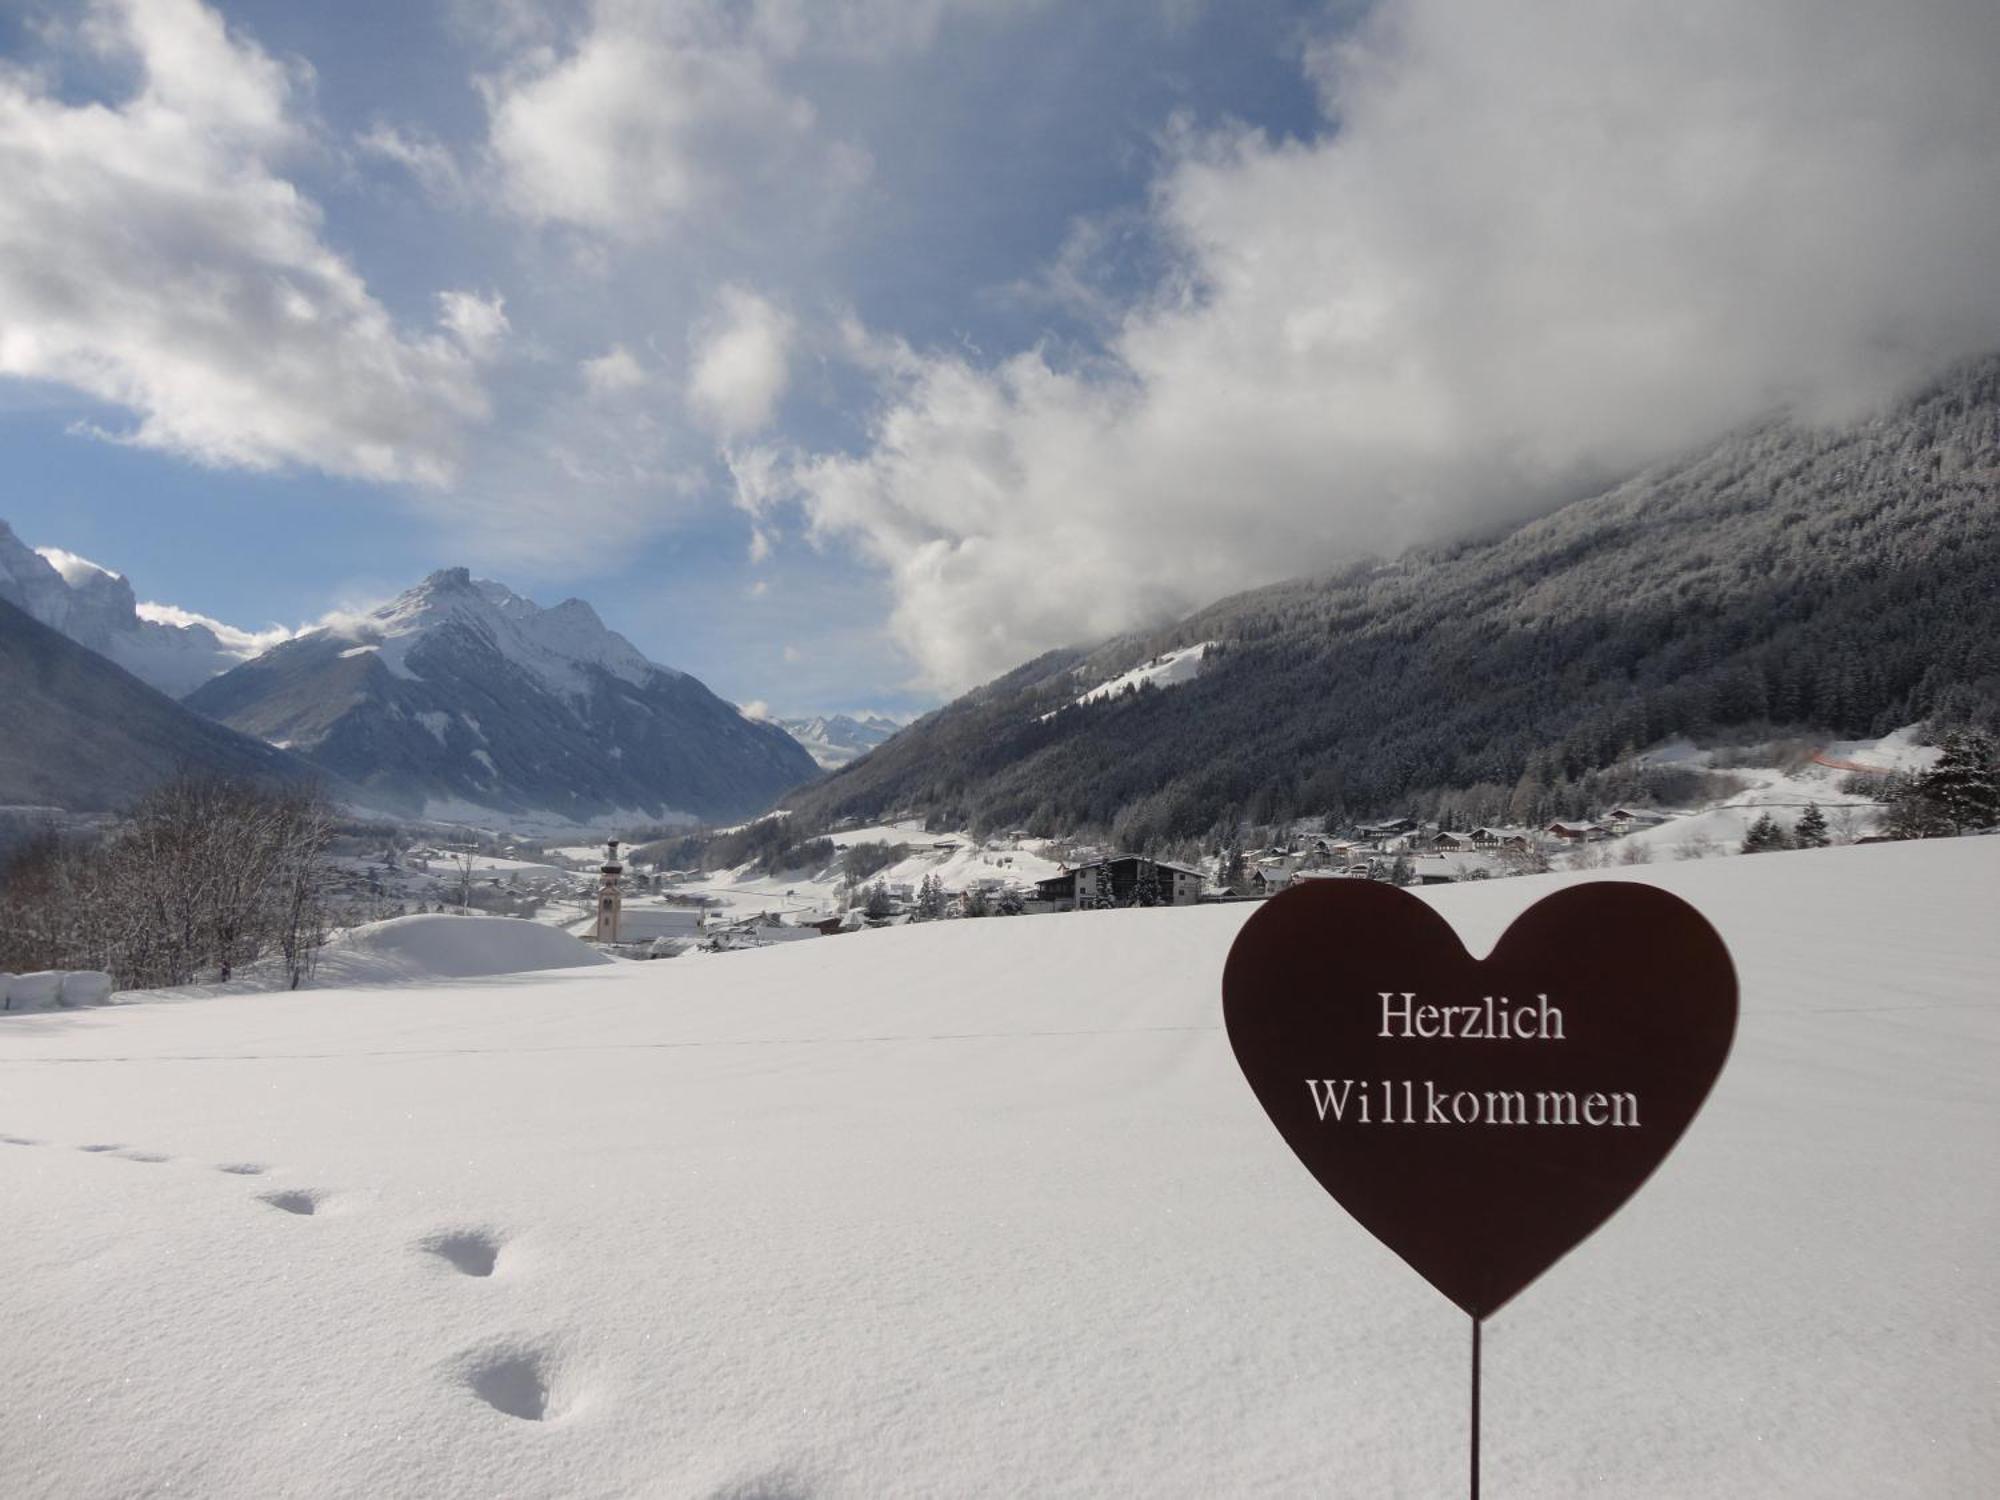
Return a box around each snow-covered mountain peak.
[330,568,674,700]
[0,519,270,697]
[779,711,906,769]
[37,546,122,586]
[189,565,816,825]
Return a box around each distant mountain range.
[0,530,821,826]
[783,355,2000,842]
[184,569,819,826]
[778,713,904,769]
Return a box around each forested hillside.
[0,596,327,813]
[783,357,2000,844]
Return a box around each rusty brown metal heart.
[1223,878,1735,1318]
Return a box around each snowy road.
[1,839,1995,1496]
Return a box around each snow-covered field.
[2,839,1995,1496]
[687,819,1068,920]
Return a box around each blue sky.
[3,0,1998,716]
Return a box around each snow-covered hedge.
[0,970,114,1012]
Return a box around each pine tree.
[1793,803,1830,848]
[1134,860,1163,907]
[1917,730,2000,832]
[1095,861,1118,909]
[913,873,946,920]
[1740,813,1790,853]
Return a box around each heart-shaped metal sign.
[1223,878,1735,1318]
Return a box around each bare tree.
[271,788,335,989]
[451,852,476,915]
[0,776,337,991]
[1674,834,1721,861]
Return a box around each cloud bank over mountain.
[742,0,2000,690]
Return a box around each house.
[1544,820,1608,843]
[1031,856,1206,911]
[1357,817,1419,839]
[1469,827,1535,849]
[1409,856,1461,886]
[1606,807,1674,834]
[1433,830,1477,852]
[1412,853,1509,884]
[1031,865,1099,911]
[1254,849,1306,876]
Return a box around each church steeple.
[593,837,625,942]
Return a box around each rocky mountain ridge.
[185,568,819,826]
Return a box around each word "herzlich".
[1377,991,1564,1041]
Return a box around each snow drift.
[304,913,614,987]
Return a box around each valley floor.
[0,839,1994,1496]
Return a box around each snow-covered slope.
[779,712,903,769]
[1074,640,1213,707]
[1612,729,1942,856]
[150,914,613,997]
[184,569,819,827]
[1,837,1992,1497]
[0,520,280,697]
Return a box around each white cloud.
[438,290,510,360]
[0,0,493,484]
[761,0,2000,692]
[36,547,121,585]
[483,2,839,237]
[581,345,649,396]
[134,600,296,657]
[357,122,465,200]
[689,287,794,438]
[478,0,1033,240]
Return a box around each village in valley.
[310,727,1925,963]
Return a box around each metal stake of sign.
[1470,1317,1482,1499]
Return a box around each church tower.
[593,837,625,942]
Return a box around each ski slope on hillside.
[1619,729,1939,856]
[1,839,1995,1497]
[1074,642,1213,706]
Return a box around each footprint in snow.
[454,1339,576,1423]
[419,1227,506,1278]
[259,1188,327,1216]
[707,1474,817,1500]
[215,1162,268,1176]
[77,1143,124,1153]
[0,1135,40,1147]
[114,1149,171,1164]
